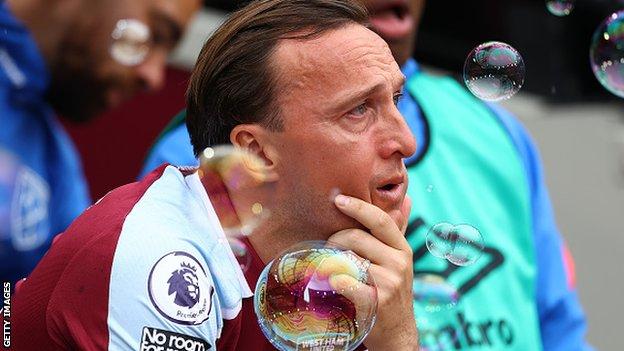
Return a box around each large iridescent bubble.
[463,41,525,101]
[254,241,377,351]
[590,11,624,98]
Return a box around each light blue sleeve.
[140,124,198,179]
[487,103,594,351]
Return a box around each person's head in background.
[355,0,425,66]
[186,0,416,249]
[6,0,201,122]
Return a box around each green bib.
[405,74,542,350]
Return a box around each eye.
[393,92,403,106]
[348,102,369,118]
[341,101,373,134]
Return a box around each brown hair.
[186,0,369,156]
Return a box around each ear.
[230,124,280,182]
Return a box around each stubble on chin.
[46,66,106,124]
[276,189,361,242]
[46,33,112,123]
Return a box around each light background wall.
[500,96,624,351]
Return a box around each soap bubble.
[198,145,272,238]
[426,223,484,267]
[413,274,460,313]
[546,0,575,17]
[463,41,525,101]
[199,145,273,272]
[445,224,484,266]
[413,274,463,350]
[110,19,150,66]
[425,222,454,259]
[254,241,377,351]
[590,11,624,98]
[227,237,252,272]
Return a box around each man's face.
[357,0,425,66]
[47,0,200,122]
[267,24,416,238]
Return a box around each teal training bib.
[406,74,542,350]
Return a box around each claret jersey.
[12,165,276,350]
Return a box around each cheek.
[96,60,136,85]
[276,131,375,198]
[331,159,373,200]
[309,148,375,202]
[99,61,124,76]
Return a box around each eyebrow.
[333,74,406,111]
[150,10,183,49]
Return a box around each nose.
[379,106,417,160]
[134,49,167,92]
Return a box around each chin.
[47,83,108,124]
[324,210,365,238]
[52,101,104,124]
[372,199,406,229]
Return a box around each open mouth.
[378,183,400,192]
[368,1,414,40]
[373,174,406,207]
[388,4,409,20]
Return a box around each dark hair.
[186,0,369,156]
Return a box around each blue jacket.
[0,3,90,284]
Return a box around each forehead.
[273,24,402,102]
[151,0,200,25]
[106,0,199,24]
[357,0,423,9]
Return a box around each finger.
[400,195,412,234]
[365,264,405,303]
[387,194,412,234]
[327,229,400,266]
[334,194,409,250]
[329,274,377,330]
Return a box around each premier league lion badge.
[148,251,214,325]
